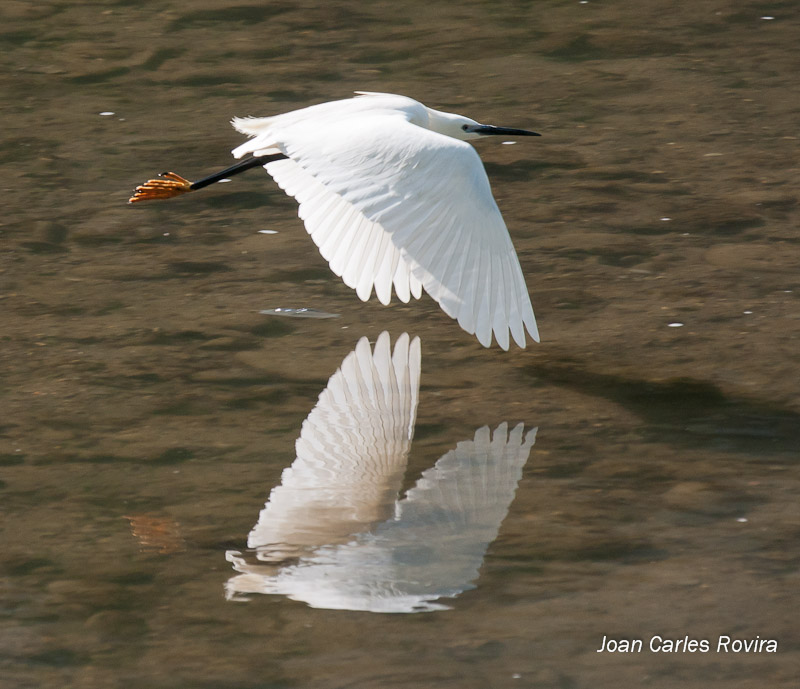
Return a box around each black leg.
[189,153,289,190]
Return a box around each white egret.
[130,92,541,349]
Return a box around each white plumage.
[230,92,540,350]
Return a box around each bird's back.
[232,92,426,153]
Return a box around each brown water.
[2,1,799,687]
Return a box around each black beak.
[465,124,541,137]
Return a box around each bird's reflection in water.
[225,332,537,613]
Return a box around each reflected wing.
[234,114,538,349]
[359,422,538,598]
[394,422,537,535]
[227,423,536,613]
[247,332,421,555]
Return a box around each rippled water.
[2,1,799,687]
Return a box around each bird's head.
[424,108,540,142]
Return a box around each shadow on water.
[524,361,800,458]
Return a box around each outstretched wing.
[234,114,538,349]
[246,332,421,556]
[394,422,537,535]
[226,423,537,612]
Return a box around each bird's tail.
[231,115,275,136]
[231,116,283,159]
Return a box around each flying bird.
[130,92,541,349]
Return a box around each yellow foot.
[128,172,193,203]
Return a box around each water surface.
[2,1,799,687]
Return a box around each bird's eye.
[461,124,469,131]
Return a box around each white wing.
[246,332,421,558]
[263,154,424,306]
[233,113,538,349]
[226,423,536,612]
[393,422,537,538]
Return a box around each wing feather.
[326,209,364,276]
[491,253,509,351]
[392,253,411,303]
[247,332,421,554]
[455,239,478,336]
[474,242,492,347]
[430,228,466,315]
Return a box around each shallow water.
[2,1,799,687]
